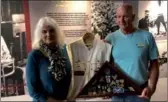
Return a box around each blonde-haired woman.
[26,17,71,102]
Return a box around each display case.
[76,61,146,98]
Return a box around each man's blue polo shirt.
[105,29,159,85]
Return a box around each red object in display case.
[76,61,146,98]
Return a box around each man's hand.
[138,86,154,99]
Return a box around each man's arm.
[148,33,160,96]
[148,59,159,96]
[139,59,159,99]
[139,33,159,99]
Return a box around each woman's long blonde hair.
[32,17,64,49]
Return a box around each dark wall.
[1,0,24,21]
[1,23,13,51]
[1,0,27,62]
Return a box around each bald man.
[105,4,159,102]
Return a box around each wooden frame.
[76,61,146,98]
